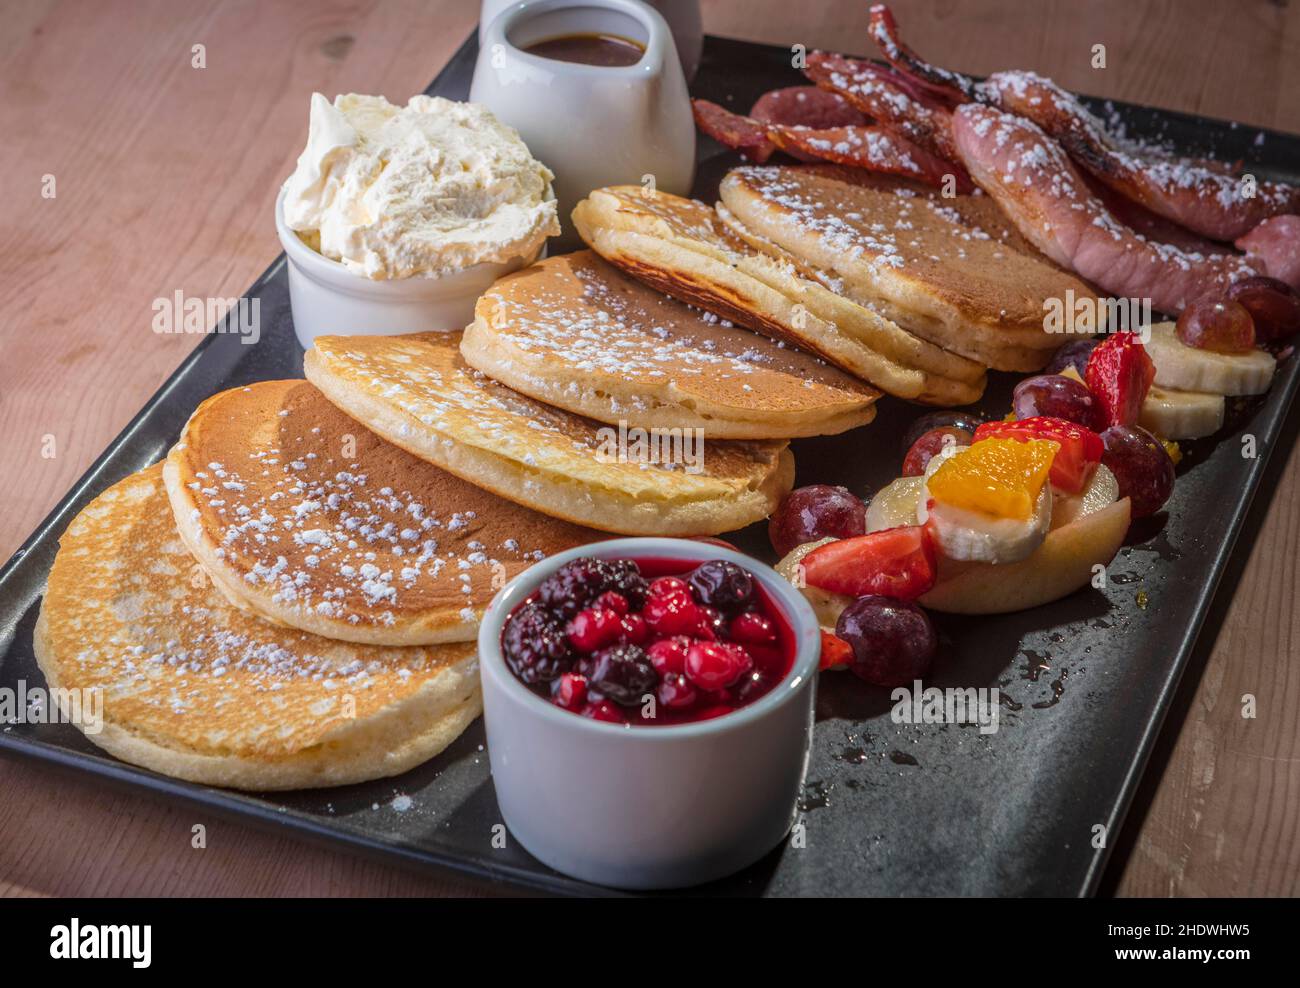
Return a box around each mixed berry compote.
[501,556,796,726]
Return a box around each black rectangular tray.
[3,33,1298,897]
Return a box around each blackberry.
[537,558,615,620]
[604,558,649,610]
[502,601,573,685]
[686,560,753,612]
[585,644,658,706]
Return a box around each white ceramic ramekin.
[274,187,541,349]
[478,538,820,890]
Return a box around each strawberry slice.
[800,526,938,601]
[973,416,1103,494]
[819,631,853,671]
[1085,332,1155,427]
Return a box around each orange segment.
[928,437,1058,520]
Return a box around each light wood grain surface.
[1,0,1297,898]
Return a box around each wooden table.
[1,0,1297,897]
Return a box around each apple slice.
[918,498,1130,614]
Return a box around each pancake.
[570,187,985,405]
[304,331,795,536]
[165,380,604,646]
[34,464,481,791]
[785,164,1059,263]
[713,201,1074,372]
[718,166,1099,371]
[464,250,884,433]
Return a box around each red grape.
[1013,374,1104,431]
[835,595,937,687]
[1044,338,1099,377]
[1099,425,1175,519]
[656,672,698,711]
[1225,276,1300,343]
[1176,297,1255,353]
[901,410,985,454]
[902,426,971,476]
[768,484,866,557]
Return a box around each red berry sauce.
[502,556,797,726]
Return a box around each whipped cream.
[283,93,559,279]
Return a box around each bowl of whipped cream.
[277,93,559,348]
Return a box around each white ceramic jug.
[479,0,702,80]
[471,0,697,249]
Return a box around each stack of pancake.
[38,162,1089,792]
[566,166,1098,390]
[36,379,625,789]
[37,189,886,789]
[303,320,871,533]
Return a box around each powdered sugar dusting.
[181,385,574,631]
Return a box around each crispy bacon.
[748,86,866,163]
[867,4,1300,242]
[1236,216,1300,290]
[804,51,963,163]
[750,85,866,129]
[951,103,1258,313]
[981,71,1300,241]
[692,99,776,163]
[867,4,973,105]
[1080,172,1231,257]
[691,97,961,190]
[766,124,970,190]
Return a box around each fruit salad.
[769,272,1300,690]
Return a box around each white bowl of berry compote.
[478,538,820,889]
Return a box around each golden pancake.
[165,380,604,646]
[304,332,795,536]
[571,187,984,405]
[714,201,1072,372]
[464,250,883,434]
[34,464,481,791]
[787,164,1058,263]
[719,166,1098,371]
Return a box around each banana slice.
[866,476,924,531]
[1052,463,1119,528]
[774,538,833,585]
[1139,383,1225,439]
[923,484,1052,564]
[1146,321,1275,396]
[916,445,1051,564]
[871,444,965,533]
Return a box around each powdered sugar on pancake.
[306,332,794,507]
[173,380,599,639]
[477,250,876,412]
[38,464,481,779]
[732,165,998,270]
